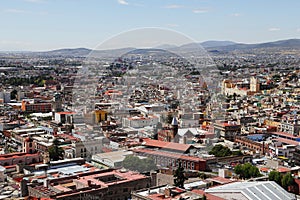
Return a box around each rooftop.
[205,181,295,200]
[142,138,192,152]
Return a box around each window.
[191,162,194,170]
[183,161,186,169]
[187,162,190,169]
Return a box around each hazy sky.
[1,0,300,51]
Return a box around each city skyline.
[1,0,300,51]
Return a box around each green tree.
[281,172,294,190]
[234,163,261,179]
[10,89,18,100]
[165,113,173,124]
[174,163,187,188]
[48,139,64,161]
[122,155,157,173]
[209,144,232,157]
[199,172,208,179]
[269,170,282,185]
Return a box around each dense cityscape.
[2,0,300,199]
[0,38,299,200]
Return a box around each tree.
[269,170,282,185]
[122,155,157,173]
[174,163,187,188]
[165,113,173,124]
[209,144,232,157]
[199,172,208,180]
[48,139,64,161]
[281,173,294,190]
[11,89,18,100]
[234,163,261,179]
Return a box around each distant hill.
[1,39,300,57]
[200,40,237,48]
[205,39,300,52]
[38,48,92,57]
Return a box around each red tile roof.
[272,132,300,139]
[207,176,234,185]
[278,167,291,173]
[142,138,191,152]
[56,111,76,115]
[274,137,299,146]
[133,148,205,162]
[191,189,225,200]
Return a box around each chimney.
[43,179,49,188]
[150,171,157,187]
[20,178,28,197]
[87,180,92,187]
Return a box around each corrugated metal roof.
[205,181,295,200]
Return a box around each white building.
[91,150,133,168]
[122,115,159,128]
[0,91,11,103]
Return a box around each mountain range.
[1,39,300,57]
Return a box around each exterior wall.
[269,144,295,158]
[235,136,268,155]
[123,116,159,128]
[0,153,41,166]
[250,77,260,92]
[21,101,52,113]
[214,123,241,141]
[134,150,206,171]
[293,146,300,166]
[28,170,150,200]
[72,138,109,160]
[0,91,11,103]
[279,122,300,136]
[95,110,108,123]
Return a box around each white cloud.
[268,27,280,32]
[193,8,209,14]
[3,9,48,15]
[4,9,29,14]
[297,28,300,32]
[165,4,183,9]
[118,0,129,5]
[230,13,241,17]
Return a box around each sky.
[1,0,300,51]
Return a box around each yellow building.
[95,110,108,123]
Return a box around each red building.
[133,148,207,171]
[21,100,52,113]
[134,139,207,171]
